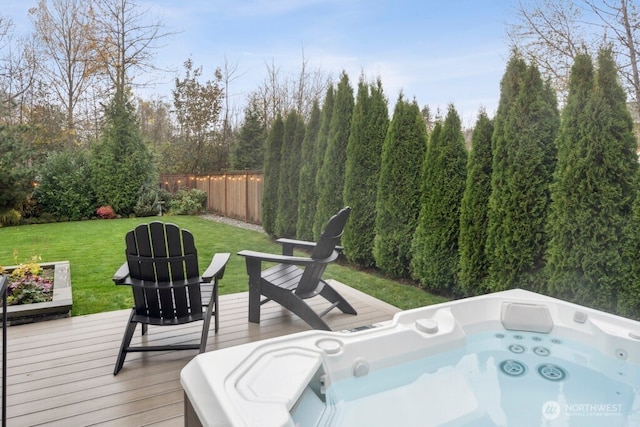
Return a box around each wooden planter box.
[4,261,73,325]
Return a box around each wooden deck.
[3,281,401,426]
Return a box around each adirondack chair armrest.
[113,262,130,284]
[202,252,231,282]
[276,238,344,255]
[276,238,316,255]
[237,250,318,266]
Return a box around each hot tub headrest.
[501,302,553,333]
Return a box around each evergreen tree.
[308,86,335,239]
[342,78,389,267]
[261,114,284,236]
[486,59,559,292]
[547,49,638,312]
[411,104,467,294]
[484,55,527,284]
[0,125,32,220]
[621,170,640,319]
[374,96,428,278]
[231,98,266,170]
[458,109,494,296]
[296,100,321,240]
[90,91,153,215]
[314,72,354,236]
[275,110,305,238]
[545,52,595,301]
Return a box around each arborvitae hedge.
[410,104,467,294]
[622,170,640,319]
[374,96,428,278]
[261,114,284,237]
[342,78,389,267]
[314,72,354,236]
[309,86,335,239]
[547,48,638,313]
[458,110,494,296]
[275,110,305,238]
[296,100,321,241]
[486,59,559,292]
[545,52,595,302]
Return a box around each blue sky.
[6,0,513,126]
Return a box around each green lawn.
[0,216,447,315]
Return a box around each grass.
[0,216,447,316]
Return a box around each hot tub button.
[353,358,370,377]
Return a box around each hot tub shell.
[181,289,640,426]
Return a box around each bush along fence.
[160,171,263,225]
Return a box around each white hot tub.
[181,289,640,426]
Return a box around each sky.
[5,0,514,127]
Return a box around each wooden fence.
[160,171,263,225]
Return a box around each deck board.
[3,280,401,426]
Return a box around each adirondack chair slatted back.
[125,222,203,321]
[296,207,350,298]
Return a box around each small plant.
[8,256,43,279]
[6,274,53,305]
[96,205,117,219]
[2,255,53,305]
[134,184,168,217]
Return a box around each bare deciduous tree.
[172,58,225,172]
[29,0,98,143]
[137,95,174,147]
[92,0,172,94]
[508,0,640,116]
[249,52,332,127]
[0,17,39,124]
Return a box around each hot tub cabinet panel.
[181,289,640,427]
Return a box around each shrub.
[33,149,95,221]
[134,184,163,217]
[96,205,117,219]
[0,209,21,227]
[168,189,207,215]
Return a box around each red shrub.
[96,205,117,219]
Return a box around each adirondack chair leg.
[248,285,261,324]
[142,323,148,336]
[262,283,331,331]
[199,282,218,353]
[114,310,138,375]
[213,280,219,332]
[247,261,262,324]
[199,315,211,354]
[319,281,357,315]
